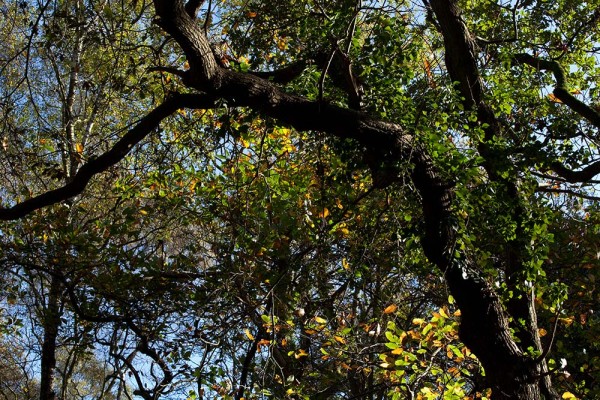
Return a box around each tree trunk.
[425,1,560,398]
[39,276,62,400]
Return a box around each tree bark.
[428,1,559,397]
[39,276,62,400]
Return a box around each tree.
[1,0,599,399]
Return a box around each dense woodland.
[0,0,599,399]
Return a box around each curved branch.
[513,53,600,129]
[153,0,218,84]
[0,93,214,220]
[548,160,600,184]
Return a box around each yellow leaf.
[438,307,449,318]
[408,330,421,339]
[412,318,425,325]
[282,143,296,153]
[539,328,547,337]
[334,336,346,344]
[383,304,398,314]
[391,347,403,355]
[244,328,254,341]
[314,316,327,324]
[560,316,575,326]
[562,392,577,399]
[277,38,288,51]
[342,258,350,270]
[398,331,407,344]
[75,142,84,154]
[318,207,330,218]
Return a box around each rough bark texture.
[39,276,62,400]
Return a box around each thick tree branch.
[153,1,218,85]
[548,160,600,183]
[0,93,214,221]
[512,54,600,182]
[536,185,600,201]
[147,66,187,79]
[513,53,600,129]
[250,60,308,84]
[185,0,205,18]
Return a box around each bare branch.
[537,185,600,200]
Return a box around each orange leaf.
[257,339,271,349]
[318,207,330,218]
[383,304,398,314]
[294,349,308,359]
[548,93,563,103]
